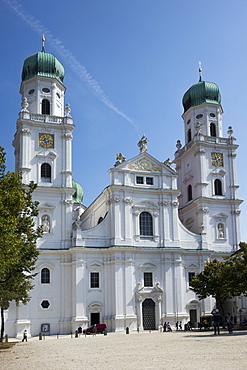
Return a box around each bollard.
[126,327,129,334]
[39,332,42,340]
[104,328,107,336]
[75,329,78,338]
[57,333,59,339]
[137,327,139,333]
[5,334,8,343]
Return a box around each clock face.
[211,152,223,166]
[39,133,54,148]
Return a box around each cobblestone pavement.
[1,330,247,370]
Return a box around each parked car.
[83,324,106,335]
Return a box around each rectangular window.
[90,272,99,288]
[136,176,144,184]
[146,177,153,185]
[144,272,153,287]
[188,272,195,285]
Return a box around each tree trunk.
[0,307,4,342]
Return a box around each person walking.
[226,313,233,334]
[22,330,28,342]
[211,309,220,335]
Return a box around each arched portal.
[142,298,155,330]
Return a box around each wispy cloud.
[4,0,138,130]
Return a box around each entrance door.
[189,309,197,328]
[142,298,155,330]
[91,312,100,325]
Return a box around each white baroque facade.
[5,47,243,338]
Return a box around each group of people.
[163,322,173,332]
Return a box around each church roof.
[72,179,84,204]
[182,79,221,113]
[21,51,65,84]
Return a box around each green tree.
[0,147,42,341]
[190,244,247,323]
[189,259,234,318]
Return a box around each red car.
[83,324,106,335]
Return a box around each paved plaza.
[1,330,247,369]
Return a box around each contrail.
[4,0,139,131]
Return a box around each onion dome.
[182,64,221,113]
[182,80,221,113]
[72,179,84,204]
[21,51,65,84]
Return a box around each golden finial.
[199,61,203,82]
[42,31,45,52]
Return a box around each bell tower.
[12,37,75,249]
[174,66,242,252]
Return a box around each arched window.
[214,179,223,195]
[41,268,50,284]
[187,129,192,143]
[187,184,192,202]
[210,122,216,137]
[42,99,50,115]
[41,163,51,182]
[140,212,153,236]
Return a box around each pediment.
[109,152,176,177]
[213,212,228,220]
[210,168,226,177]
[39,202,55,210]
[128,156,162,173]
[36,151,57,159]
[139,262,157,269]
[87,262,103,269]
[186,263,199,269]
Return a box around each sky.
[1,0,247,242]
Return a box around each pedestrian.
[211,309,220,335]
[78,325,82,336]
[176,321,179,330]
[167,322,172,332]
[93,324,97,337]
[226,313,233,334]
[163,322,167,332]
[179,321,182,330]
[22,330,27,342]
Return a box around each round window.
[210,113,216,117]
[196,114,203,119]
[28,89,35,95]
[42,88,50,93]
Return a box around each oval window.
[56,92,60,99]
[187,119,191,125]
[42,87,50,93]
[210,113,216,117]
[196,114,203,119]
[28,89,35,95]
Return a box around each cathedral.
[4,43,243,338]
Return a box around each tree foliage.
[0,147,42,340]
[190,243,247,316]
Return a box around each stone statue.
[137,134,148,153]
[218,223,224,238]
[42,215,50,233]
[115,153,126,166]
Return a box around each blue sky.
[1,0,247,242]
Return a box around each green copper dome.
[182,80,221,113]
[72,179,83,204]
[21,51,65,84]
